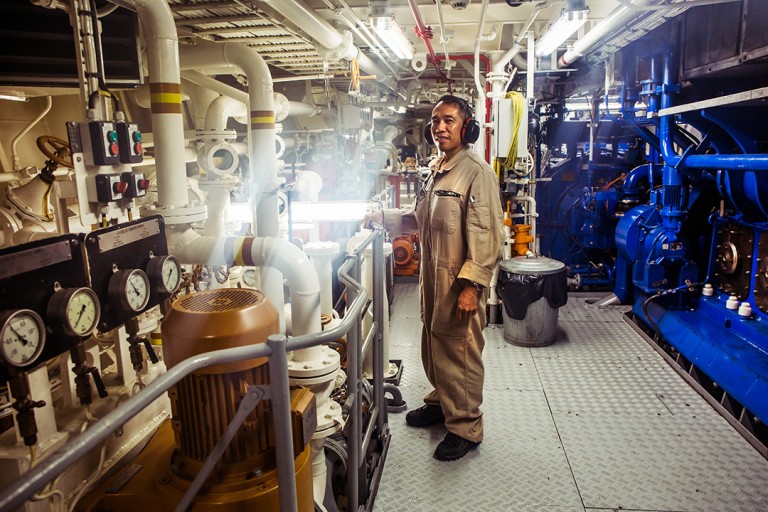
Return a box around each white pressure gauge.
[47,287,101,338]
[0,309,46,368]
[109,269,150,313]
[147,255,182,295]
[242,268,258,288]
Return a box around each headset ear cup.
[424,122,434,146]
[462,117,480,144]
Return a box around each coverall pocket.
[430,265,470,337]
[431,190,461,234]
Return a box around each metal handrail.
[0,233,380,511]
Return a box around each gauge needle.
[130,282,141,296]
[9,326,29,345]
[74,304,86,328]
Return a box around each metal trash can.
[496,256,567,347]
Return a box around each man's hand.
[362,211,384,229]
[456,284,480,320]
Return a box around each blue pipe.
[658,51,768,171]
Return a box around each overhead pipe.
[434,0,450,64]
[179,39,285,329]
[257,0,396,91]
[109,0,188,209]
[490,0,552,75]
[558,0,661,68]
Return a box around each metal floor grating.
[374,285,768,512]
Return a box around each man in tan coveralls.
[369,95,504,461]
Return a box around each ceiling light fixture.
[535,0,590,58]
[371,15,414,61]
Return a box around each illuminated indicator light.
[114,181,129,194]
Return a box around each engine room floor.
[374,284,768,512]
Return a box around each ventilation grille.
[179,289,262,313]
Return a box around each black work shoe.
[405,404,445,427]
[433,432,480,461]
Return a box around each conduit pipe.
[109,0,188,209]
[559,0,657,68]
[407,0,448,82]
[179,39,285,329]
[490,0,547,75]
[11,96,52,171]
[259,0,396,91]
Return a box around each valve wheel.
[36,135,73,168]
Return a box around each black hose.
[86,0,122,113]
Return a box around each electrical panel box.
[121,172,149,198]
[87,121,120,166]
[116,122,143,164]
[494,98,529,163]
[92,174,126,202]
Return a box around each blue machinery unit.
[535,2,768,448]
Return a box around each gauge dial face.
[65,288,100,337]
[148,255,182,295]
[242,268,258,288]
[110,269,150,313]
[0,309,45,367]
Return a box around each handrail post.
[372,227,386,435]
[267,334,299,512]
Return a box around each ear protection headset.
[424,96,481,146]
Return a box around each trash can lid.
[500,255,565,275]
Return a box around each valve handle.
[88,367,109,398]
[141,337,159,364]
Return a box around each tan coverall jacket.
[406,146,504,442]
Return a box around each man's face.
[431,101,464,158]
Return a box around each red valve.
[113,181,129,194]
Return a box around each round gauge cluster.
[47,287,101,338]
[147,255,182,295]
[0,309,45,367]
[109,268,151,313]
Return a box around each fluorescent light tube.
[535,8,589,57]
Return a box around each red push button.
[113,181,129,194]
[109,142,119,156]
[138,179,150,190]
[134,142,142,154]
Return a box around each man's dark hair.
[435,95,474,121]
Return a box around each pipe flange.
[197,175,240,190]
[304,241,340,258]
[140,203,207,225]
[316,30,355,62]
[194,128,237,143]
[287,346,341,381]
[312,400,344,438]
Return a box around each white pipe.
[179,39,284,330]
[11,96,53,171]
[473,0,489,103]
[259,0,396,91]
[182,71,249,104]
[169,231,321,338]
[205,95,246,132]
[491,2,543,75]
[559,0,655,68]
[111,0,188,209]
